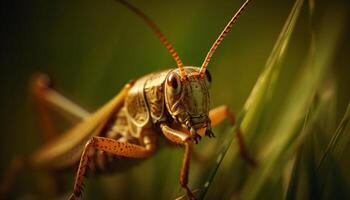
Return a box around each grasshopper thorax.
[165,67,212,132]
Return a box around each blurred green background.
[1,0,349,199]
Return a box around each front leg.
[209,105,257,167]
[160,124,196,200]
[69,136,155,200]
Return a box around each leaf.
[318,102,350,170]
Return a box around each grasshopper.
[1,0,255,199]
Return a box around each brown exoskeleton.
[0,0,255,199]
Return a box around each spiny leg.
[69,136,155,200]
[0,74,91,198]
[30,73,91,195]
[160,124,196,200]
[209,105,257,167]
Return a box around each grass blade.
[318,102,350,170]
[196,0,305,199]
[241,0,305,133]
[241,4,347,200]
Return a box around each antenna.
[115,0,186,77]
[199,0,251,77]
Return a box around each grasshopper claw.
[190,128,202,144]
[205,129,215,138]
[192,134,202,144]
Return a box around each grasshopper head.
[165,67,212,136]
[117,0,251,141]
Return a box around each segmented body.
[85,107,145,174]
[85,69,172,174]
[90,67,209,174]
[30,67,203,174]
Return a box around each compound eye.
[167,72,181,94]
[204,70,212,86]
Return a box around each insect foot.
[205,123,215,138]
[185,190,197,200]
[68,193,77,200]
[190,128,202,144]
[68,191,84,200]
[205,129,215,138]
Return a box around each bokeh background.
[1,0,349,199]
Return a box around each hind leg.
[30,73,90,142]
[0,73,91,198]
